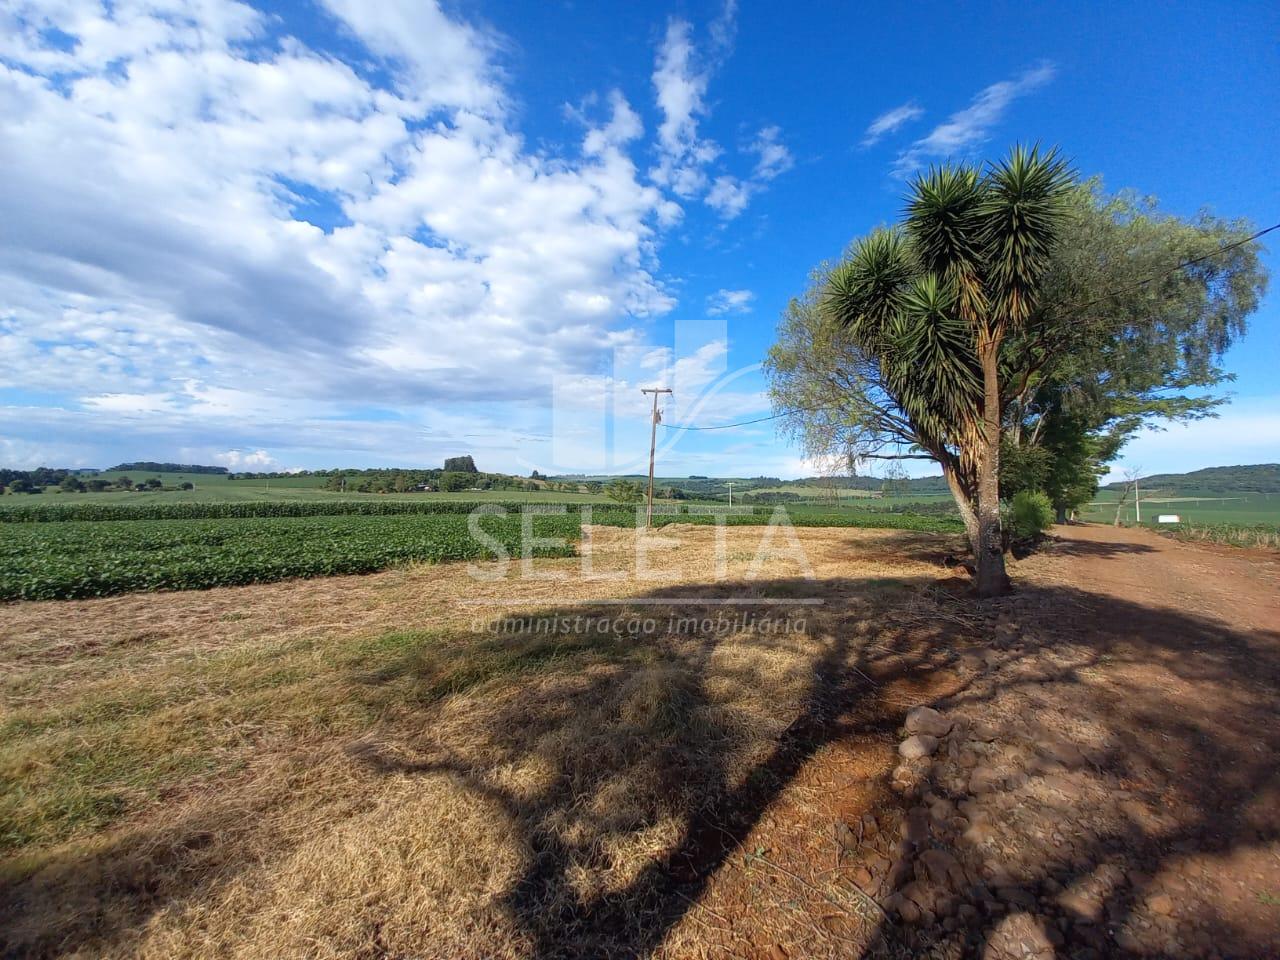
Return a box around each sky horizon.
[2,0,1278,483]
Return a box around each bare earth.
[1,523,1278,959]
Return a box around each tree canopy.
[767,157,1267,587]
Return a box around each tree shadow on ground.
[3,567,1278,959]
[1042,535,1157,558]
[349,572,1280,958]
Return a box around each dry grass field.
[3,523,1279,959]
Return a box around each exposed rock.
[929,795,956,824]
[1148,893,1175,916]
[985,911,1055,959]
[901,806,931,846]
[833,819,858,852]
[905,705,953,738]
[1041,772,1087,801]
[918,847,968,892]
[997,886,1038,910]
[900,734,940,760]
[1035,738,1088,769]
[969,720,1001,742]
[969,765,1004,795]
[963,819,996,846]
[883,892,921,924]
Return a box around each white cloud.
[650,17,720,198]
[748,125,793,180]
[0,0,699,469]
[862,101,924,146]
[0,0,804,475]
[706,289,755,315]
[582,89,643,157]
[215,448,279,470]
[648,6,788,220]
[893,63,1055,175]
[317,0,501,112]
[705,175,752,219]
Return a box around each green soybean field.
[1,513,581,601]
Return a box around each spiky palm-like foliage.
[823,145,1074,594]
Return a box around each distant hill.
[1103,463,1280,494]
[551,473,952,498]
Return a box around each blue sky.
[1,0,1277,479]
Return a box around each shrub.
[1007,490,1055,542]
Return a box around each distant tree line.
[108,462,228,474]
[0,468,194,494]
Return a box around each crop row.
[589,508,965,534]
[1,513,581,601]
[0,499,778,523]
[1153,520,1280,550]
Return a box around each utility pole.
[1134,475,1141,524]
[727,482,734,507]
[641,387,672,528]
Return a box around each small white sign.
[1157,514,1181,524]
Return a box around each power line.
[661,221,1277,434]
[662,412,784,432]
[1064,221,1277,314]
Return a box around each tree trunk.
[974,340,1009,596]
[1112,486,1129,526]
[942,460,980,551]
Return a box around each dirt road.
[664,524,1280,959]
[1043,522,1280,634]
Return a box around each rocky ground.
[662,524,1280,959]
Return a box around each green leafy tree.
[605,478,643,503]
[438,471,470,492]
[811,146,1074,594]
[1002,184,1266,519]
[769,153,1266,592]
[59,475,86,493]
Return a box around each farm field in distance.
[0,488,965,601]
[1078,488,1280,526]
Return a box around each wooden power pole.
[641,387,672,528]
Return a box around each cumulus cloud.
[748,125,793,180]
[215,448,279,470]
[0,0,800,474]
[893,63,1055,175]
[861,101,924,146]
[650,17,721,198]
[649,5,789,219]
[706,289,755,315]
[0,0,698,468]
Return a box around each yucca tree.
[824,145,1074,596]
